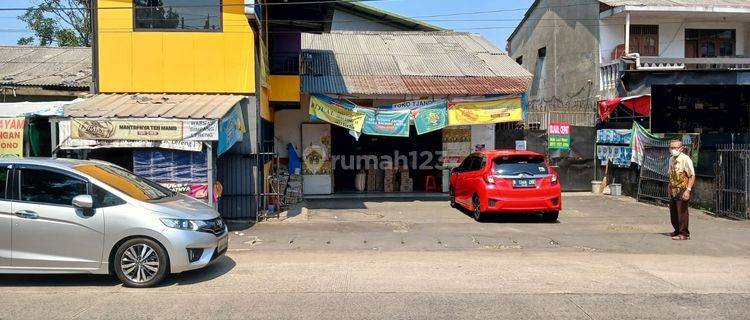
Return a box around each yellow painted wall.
[268,75,300,102]
[260,86,273,122]
[97,0,255,94]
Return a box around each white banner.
[58,121,203,152]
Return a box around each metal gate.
[716,144,750,220]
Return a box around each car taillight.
[551,174,558,186]
[484,174,495,184]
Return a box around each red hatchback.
[449,150,562,222]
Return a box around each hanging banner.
[0,117,25,157]
[596,129,632,145]
[359,108,410,137]
[414,100,448,135]
[309,95,365,132]
[72,119,183,141]
[447,96,524,125]
[548,121,571,150]
[217,105,246,155]
[58,121,203,152]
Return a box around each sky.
[0,0,535,50]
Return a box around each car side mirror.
[72,195,94,216]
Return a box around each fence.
[715,144,750,220]
[636,137,700,204]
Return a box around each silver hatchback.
[0,158,228,287]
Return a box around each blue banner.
[414,100,448,135]
[218,105,245,155]
[358,108,411,137]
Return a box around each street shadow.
[0,256,236,288]
[454,206,558,224]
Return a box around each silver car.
[0,158,228,288]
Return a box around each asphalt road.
[1,194,749,319]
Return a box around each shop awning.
[597,95,651,122]
[64,94,244,119]
[58,94,247,153]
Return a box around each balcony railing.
[630,57,750,70]
[269,52,300,75]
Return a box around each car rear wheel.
[473,195,483,222]
[542,211,559,222]
[449,188,457,208]
[114,238,169,288]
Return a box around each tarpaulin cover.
[133,150,207,183]
[597,95,651,121]
[620,70,750,96]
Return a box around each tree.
[18,0,92,47]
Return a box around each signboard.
[217,105,246,155]
[414,100,448,135]
[360,108,410,137]
[548,121,571,150]
[58,121,202,151]
[0,117,25,157]
[447,96,524,125]
[70,118,217,141]
[309,95,365,132]
[515,140,527,151]
[391,99,439,111]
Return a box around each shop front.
[53,94,252,211]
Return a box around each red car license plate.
[513,178,536,188]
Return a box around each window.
[0,167,7,200]
[93,185,126,208]
[629,25,659,56]
[516,56,523,65]
[19,169,87,206]
[493,156,548,176]
[134,0,222,31]
[73,164,174,202]
[537,47,546,58]
[685,29,736,58]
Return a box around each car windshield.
[74,163,175,201]
[493,156,548,176]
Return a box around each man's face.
[669,142,683,153]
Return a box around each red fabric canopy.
[597,95,651,121]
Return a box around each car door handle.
[15,210,38,219]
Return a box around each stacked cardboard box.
[383,168,397,193]
[285,174,303,204]
[366,166,377,192]
[399,166,413,192]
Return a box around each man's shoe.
[669,232,679,237]
[671,235,689,240]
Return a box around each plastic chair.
[424,175,438,192]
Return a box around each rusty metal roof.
[63,94,245,119]
[0,46,91,88]
[301,31,531,95]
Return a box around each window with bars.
[629,25,659,56]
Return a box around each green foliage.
[17,0,91,47]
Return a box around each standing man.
[667,139,695,240]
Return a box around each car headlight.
[160,218,210,231]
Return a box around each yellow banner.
[309,95,366,132]
[0,117,25,157]
[72,119,183,141]
[448,96,523,125]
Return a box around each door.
[0,166,11,266]
[456,155,483,205]
[463,154,487,207]
[11,166,104,269]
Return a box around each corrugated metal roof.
[64,94,245,119]
[0,46,91,88]
[600,0,750,9]
[301,31,531,95]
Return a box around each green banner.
[414,101,448,135]
[359,108,411,137]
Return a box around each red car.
[449,150,562,222]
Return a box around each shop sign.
[217,105,246,155]
[0,117,25,157]
[414,100,448,135]
[72,119,183,141]
[548,121,571,150]
[447,96,524,125]
[391,99,439,111]
[58,121,202,152]
[183,120,219,141]
[309,95,365,132]
[359,108,410,137]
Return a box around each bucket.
[609,183,622,196]
[591,180,602,194]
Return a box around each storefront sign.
[447,96,524,125]
[548,121,571,150]
[0,117,25,157]
[183,120,219,141]
[360,108,410,137]
[59,121,202,152]
[309,95,365,132]
[217,105,246,155]
[414,100,448,135]
[391,99,439,111]
[72,119,183,141]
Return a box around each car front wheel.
[114,238,169,288]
